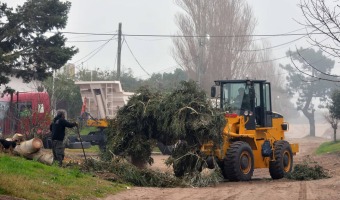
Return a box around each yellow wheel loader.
[202,79,299,181]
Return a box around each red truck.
[0,92,51,137]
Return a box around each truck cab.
[0,92,51,136]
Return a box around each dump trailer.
[67,81,133,150]
[200,79,299,181]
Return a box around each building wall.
[0,77,42,92]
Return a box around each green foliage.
[42,71,82,119]
[85,158,183,187]
[76,67,143,92]
[0,0,78,86]
[280,48,335,136]
[281,48,335,102]
[84,156,221,187]
[286,157,329,180]
[0,154,125,200]
[329,89,340,119]
[316,141,340,154]
[104,86,162,165]
[75,67,187,92]
[103,81,225,177]
[156,81,224,146]
[182,168,223,187]
[142,68,188,92]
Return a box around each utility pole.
[198,37,202,86]
[117,23,122,80]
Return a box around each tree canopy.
[329,90,340,120]
[0,0,77,86]
[280,48,335,136]
[76,67,188,92]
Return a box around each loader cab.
[211,79,273,130]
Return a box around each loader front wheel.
[269,140,293,179]
[223,141,254,181]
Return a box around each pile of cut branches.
[83,155,222,187]
[286,157,330,180]
[84,157,183,187]
[102,81,225,184]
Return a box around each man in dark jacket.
[50,111,77,166]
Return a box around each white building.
[0,76,42,92]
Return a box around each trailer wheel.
[223,141,254,181]
[67,142,91,149]
[269,140,293,179]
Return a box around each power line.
[67,39,116,43]
[237,35,306,52]
[289,51,340,82]
[241,37,330,65]
[295,48,340,78]
[58,30,336,38]
[135,66,179,79]
[123,38,150,76]
[65,34,307,52]
[74,35,116,66]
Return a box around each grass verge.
[0,154,126,200]
[316,141,340,155]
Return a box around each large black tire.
[67,142,91,149]
[269,140,293,179]
[223,141,254,181]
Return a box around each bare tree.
[300,0,340,61]
[172,0,258,91]
[324,112,339,142]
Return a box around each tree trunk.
[14,138,43,155]
[303,111,315,137]
[308,116,315,137]
[334,128,337,142]
[13,138,53,165]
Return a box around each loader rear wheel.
[269,140,293,179]
[223,141,254,181]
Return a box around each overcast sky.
[6,0,310,79]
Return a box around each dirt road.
[103,136,340,200]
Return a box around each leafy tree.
[280,48,335,136]
[323,112,338,142]
[76,67,188,92]
[142,68,188,92]
[42,71,82,120]
[75,67,142,92]
[172,0,258,91]
[329,90,340,119]
[325,89,340,141]
[0,0,77,86]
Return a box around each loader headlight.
[243,110,253,116]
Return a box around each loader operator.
[235,87,250,111]
[50,111,78,166]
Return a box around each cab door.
[263,82,272,127]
